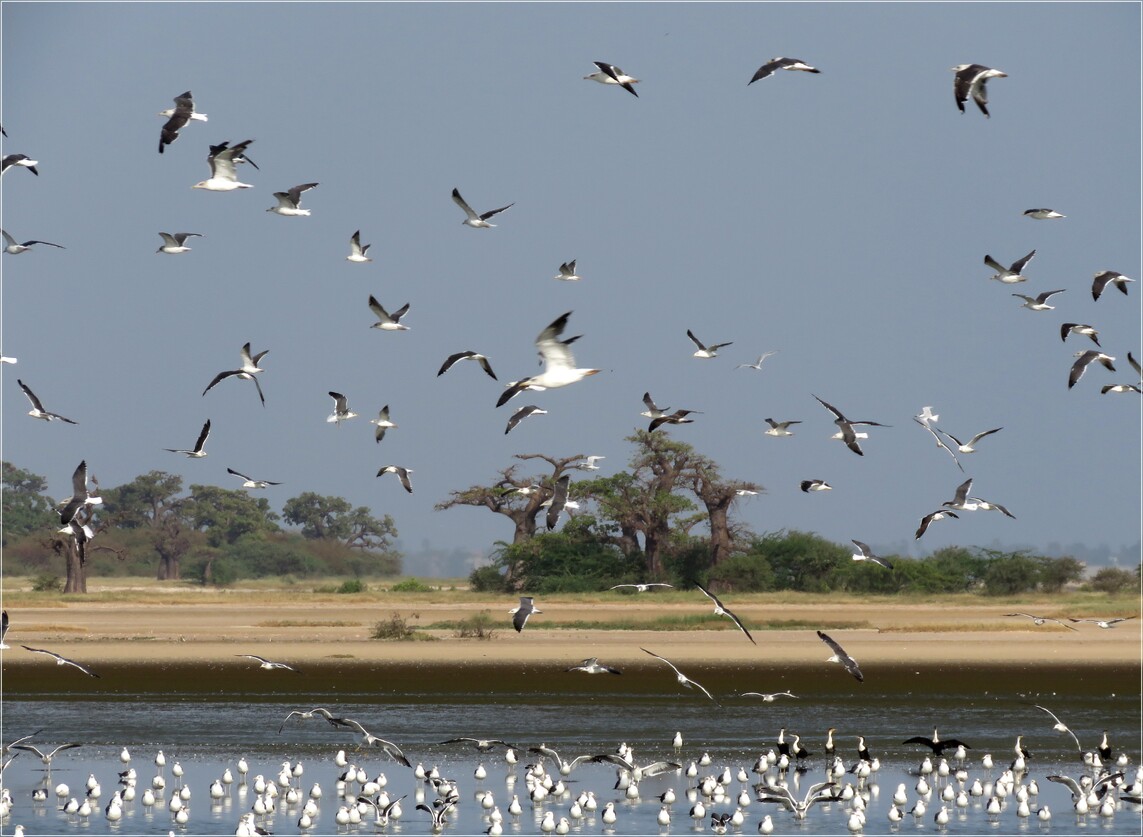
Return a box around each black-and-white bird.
[236,654,300,673]
[0,610,8,649]
[737,351,779,371]
[452,188,513,228]
[755,781,839,820]
[277,708,349,734]
[940,426,1003,454]
[1060,323,1101,347]
[346,230,372,263]
[584,61,639,96]
[1031,705,1081,750]
[202,343,267,406]
[371,405,397,443]
[10,741,82,766]
[984,250,1035,283]
[1013,289,1065,311]
[368,296,410,330]
[1023,208,1065,220]
[497,312,599,407]
[21,646,100,678]
[640,647,719,703]
[437,738,518,753]
[812,394,890,456]
[748,57,820,84]
[17,379,77,424]
[544,475,570,530]
[2,229,64,254]
[338,719,412,766]
[416,802,453,831]
[157,91,206,153]
[1067,616,1135,629]
[1101,383,1142,394]
[915,510,958,540]
[1005,612,1078,631]
[3,154,39,176]
[227,468,282,489]
[640,392,672,419]
[609,583,673,592]
[1091,270,1133,301]
[566,657,622,675]
[156,231,202,254]
[192,139,255,191]
[951,63,1007,117]
[695,582,755,644]
[941,477,976,511]
[850,540,893,570]
[377,465,414,494]
[902,728,970,755]
[327,392,358,425]
[267,182,319,216]
[57,460,102,526]
[511,596,542,632]
[164,419,211,458]
[506,405,546,435]
[801,479,832,492]
[816,631,863,682]
[649,409,700,432]
[914,418,963,471]
[438,351,497,380]
[554,259,581,281]
[740,691,798,702]
[1068,350,1116,389]
[686,329,732,358]
[765,418,800,437]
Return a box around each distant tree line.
[2,462,402,591]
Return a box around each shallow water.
[2,671,1140,836]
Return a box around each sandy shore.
[3,597,1138,697]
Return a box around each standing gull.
[1091,271,1134,300]
[816,631,863,682]
[695,582,756,644]
[267,183,319,216]
[17,379,77,424]
[192,140,255,191]
[902,728,970,756]
[640,648,719,703]
[452,188,513,228]
[346,230,372,263]
[951,64,1007,117]
[21,646,100,678]
[748,57,821,83]
[370,406,397,443]
[984,250,1035,283]
[686,329,732,358]
[438,351,497,380]
[377,465,414,493]
[158,91,206,153]
[202,342,267,406]
[368,297,411,330]
[156,232,202,254]
[584,61,639,96]
[2,229,64,254]
[496,312,599,406]
[511,596,542,632]
[164,420,211,458]
[227,468,281,489]
[326,392,358,425]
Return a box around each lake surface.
[2,668,1140,836]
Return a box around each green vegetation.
[389,578,433,593]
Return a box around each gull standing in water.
[496,312,599,407]
[227,468,282,489]
[157,91,206,153]
[376,465,413,494]
[156,232,202,254]
[452,188,513,228]
[510,596,542,632]
[192,139,255,191]
[584,61,639,96]
[346,230,372,263]
[21,647,100,678]
[902,728,970,756]
[368,297,410,330]
[266,183,319,216]
[640,648,719,704]
[695,583,756,644]
[984,250,1035,283]
[202,342,268,406]
[164,420,211,458]
[2,229,64,254]
[17,379,77,424]
[816,631,863,682]
[951,64,1007,117]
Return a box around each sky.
[2,3,1140,569]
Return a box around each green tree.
[1087,566,1139,594]
[487,516,639,593]
[981,550,1041,595]
[1036,555,1085,593]
[747,530,848,591]
[102,471,195,580]
[282,493,399,555]
[1,461,55,543]
[183,485,280,546]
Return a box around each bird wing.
[479,203,513,221]
[851,540,872,558]
[1011,250,1036,273]
[476,356,497,379]
[286,182,318,204]
[192,420,211,452]
[451,188,479,221]
[685,329,707,351]
[368,295,392,323]
[817,631,862,681]
[546,475,570,529]
[202,369,240,396]
[17,379,44,411]
[812,394,846,421]
[535,311,575,370]
[438,351,468,376]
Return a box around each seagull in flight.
[1059,323,1101,347]
[346,230,373,263]
[227,468,282,489]
[496,311,599,407]
[1013,289,1065,311]
[695,582,756,644]
[554,259,581,281]
[192,139,255,191]
[641,647,719,704]
[3,153,39,176]
[580,455,606,470]
[915,509,959,540]
[438,351,497,380]
[21,646,100,678]
[850,540,893,570]
[686,329,732,358]
[640,392,672,419]
[156,231,202,254]
[1030,705,1082,750]
[566,658,622,675]
[368,296,410,330]
[584,61,639,96]
[941,477,976,511]
[2,229,64,254]
[277,708,349,735]
[57,460,102,526]
[1024,208,1065,220]
[165,419,211,457]
[914,418,962,471]
[748,57,821,84]
[377,465,414,493]
[755,781,839,820]
[437,738,519,753]
[267,182,319,216]
[511,596,542,632]
[1005,612,1077,631]
[939,426,1003,454]
[812,394,889,456]
[951,63,1007,117]
[158,90,206,153]
[544,475,571,530]
[817,631,863,682]
[764,418,801,437]
[740,691,798,702]
[452,188,513,228]
[505,404,546,434]
[1068,350,1116,389]
[202,342,267,406]
[370,405,397,443]
[1067,616,1136,629]
[17,379,77,424]
[1091,270,1133,301]
[610,583,673,592]
[10,741,83,766]
[800,479,832,492]
[737,351,779,370]
[338,719,412,766]
[236,654,300,672]
[649,409,700,432]
[327,392,358,425]
[984,250,1035,283]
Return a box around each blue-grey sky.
[3,3,1140,565]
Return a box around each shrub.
[371,611,419,640]
[30,573,62,592]
[336,579,366,594]
[455,611,496,640]
[469,565,508,592]
[390,578,432,592]
[706,553,775,592]
[1087,566,1139,594]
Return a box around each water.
[2,681,1140,836]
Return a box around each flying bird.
[451,187,513,228]
[2,229,64,254]
[567,657,622,675]
[812,394,890,456]
[338,719,412,766]
[377,465,414,493]
[2,154,39,176]
[0,610,8,649]
[164,419,211,458]
[1091,270,1134,301]
[1068,350,1116,389]
[686,329,732,358]
[580,455,606,470]
[505,405,547,434]
[10,741,83,765]
[1031,705,1082,750]
[951,63,1007,117]
[1067,616,1136,629]
[192,139,255,191]
[740,691,798,702]
[1059,323,1101,347]
[941,477,976,511]
[649,409,700,432]
[1024,208,1064,219]
[21,646,100,678]
[640,392,672,419]
[554,260,581,281]
[227,468,282,489]
[850,540,893,570]
[156,231,203,254]
[640,647,719,703]
[17,379,77,424]
[816,631,863,682]
[737,351,779,370]
[765,418,801,437]
[496,312,599,407]
[236,654,300,672]
[748,57,821,84]
[940,426,1003,454]
[368,296,411,330]
[436,737,519,753]
[584,61,639,96]
[438,351,497,380]
[984,250,1035,283]
[800,479,832,492]
[1005,612,1078,631]
[545,475,570,529]
[57,460,102,526]
[511,596,542,632]
[755,781,839,820]
[1101,383,1141,394]
[609,583,673,592]
[157,91,206,153]
[277,707,349,734]
[267,182,319,216]
[695,582,756,644]
[1012,289,1066,311]
[346,230,372,263]
[370,405,397,443]
[326,392,358,425]
[914,418,962,471]
[914,509,958,540]
[202,342,267,406]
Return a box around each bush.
[469,564,508,592]
[336,579,366,594]
[390,578,432,592]
[371,611,419,640]
[1087,566,1139,594]
[455,611,496,640]
[706,553,775,592]
[30,573,62,592]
